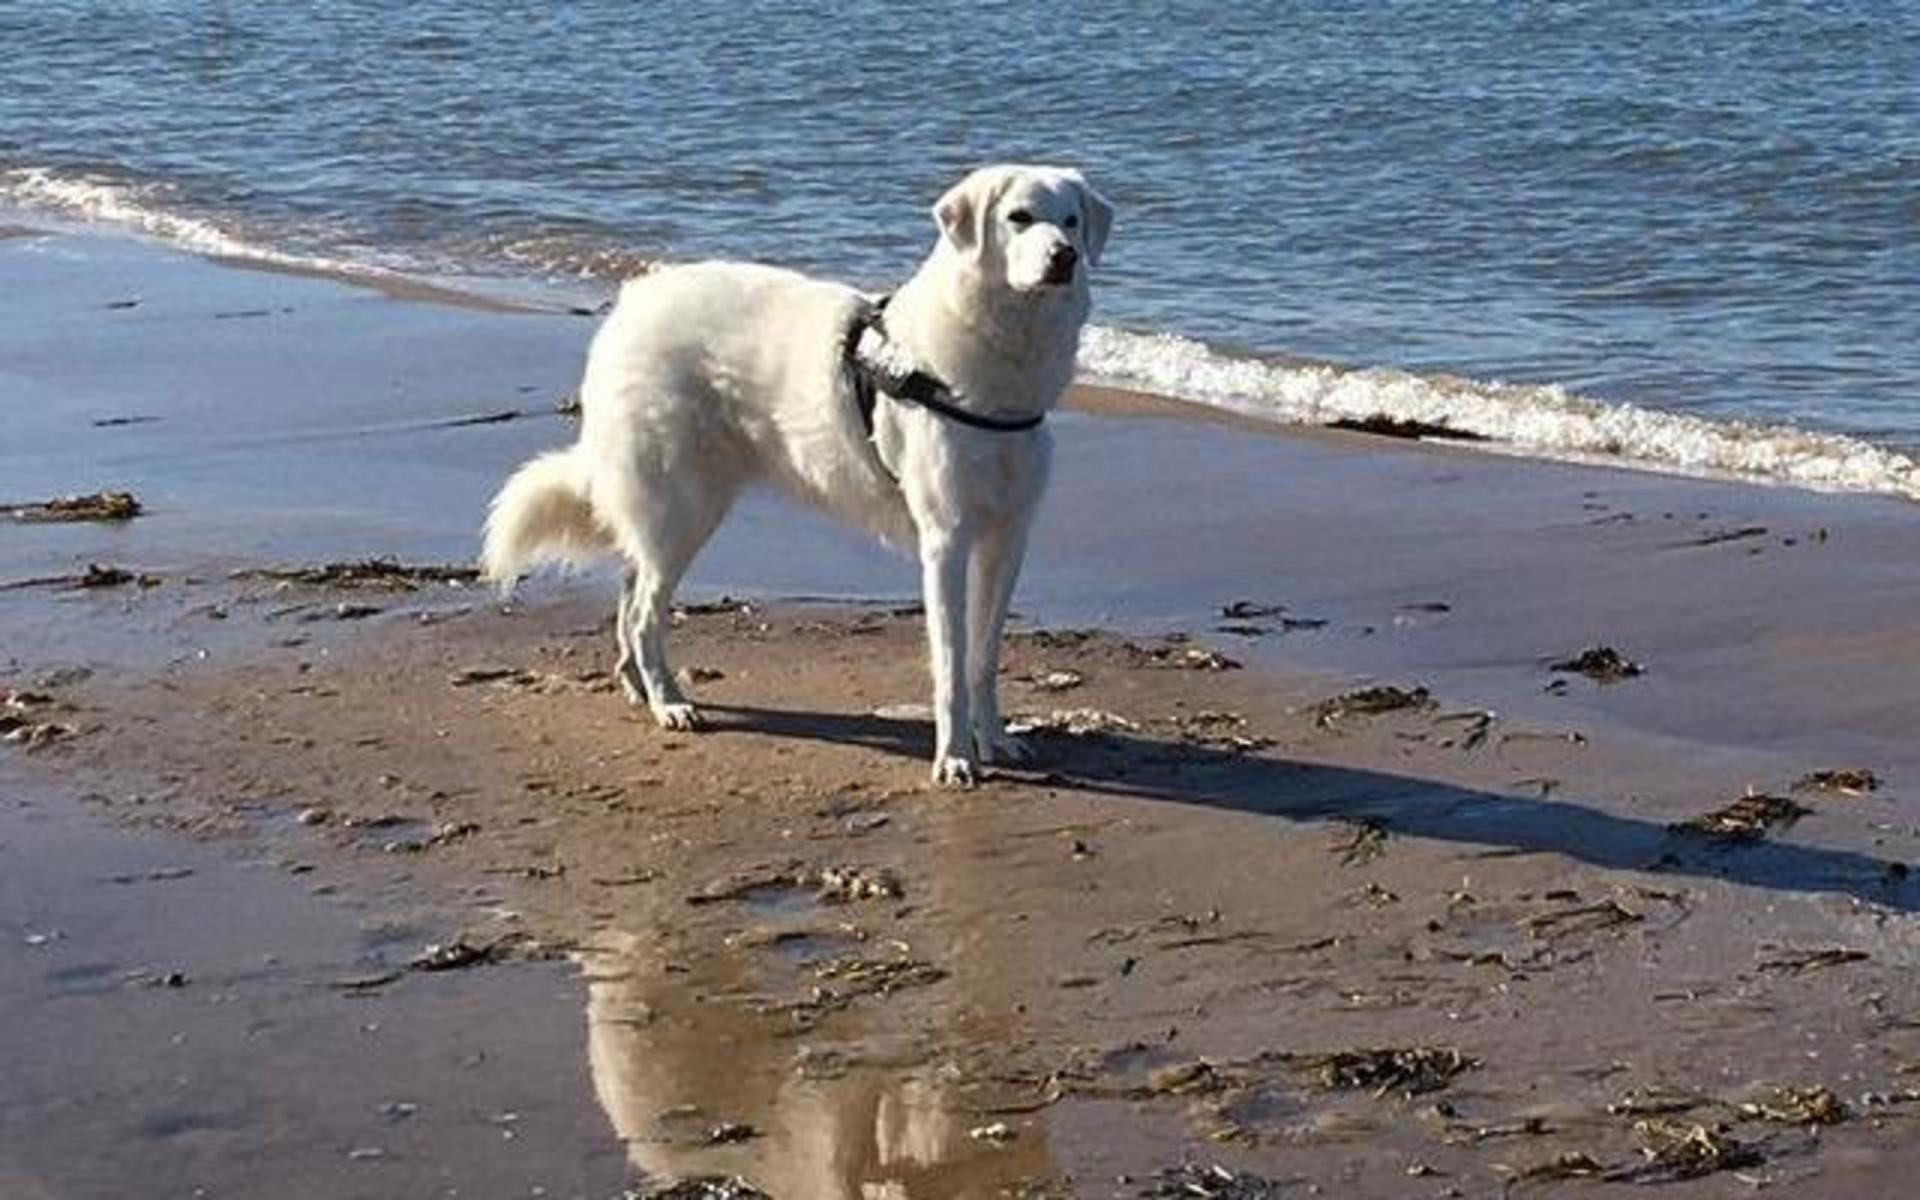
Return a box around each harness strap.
[846,295,1047,444]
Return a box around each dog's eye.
[1064,215,1080,229]
[1007,209,1034,228]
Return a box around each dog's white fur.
[481,165,1111,785]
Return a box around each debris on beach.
[704,1121,760,1145]
[1,490,142,522]
[1333,819,1390,866]
[1671,790,1809,842]
[1607,1086,1710,1118]
[1008,708,1139,737]
[1140,1162,1285,1199]
[1328,414,1489,442]
[686,863,903,907]
[1449,1115,1551,1143]
[447,664,534,688]
[231,558,481,590]
[1,690,75,749]
[808,864,904,903]
[426,409,521,429]
[1220,600,1285,620]
[1432,708,1496,751]
[1522,898,1642,939]
[1214,622,1268,638]
[135,969,191,989]
[1295,1045,1477,1097]
[1308,684,1433,728]
[1167,710,1273,752]
[1021,668,1085,692]
[674,595,753,617]
[426,820,480,846]
[1130,1059,1249,1098]
[328,970,405,992]
[1794,768,1879,796]
[810,956,945,995]
[1149,643,1242,671]
[408,938,504,972]
[1756,946,1868,975]
[0,563,160,592]
[1736,1085,1847,1126]
[620,1179,772,1200]
[1549,646,1643,682]
[1616,1118,1760,1182]
[1681,525,1770,549]
[1014,627,1098,649]
[770,954,947,1026]
[1500,1151,1606,1188]
[968,1121,1018,1143]
[1216,616,1327,638]
[300,601,383,622]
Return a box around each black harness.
[845,295,1048,448]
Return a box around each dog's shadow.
[701,703,1920,914]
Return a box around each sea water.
[3,0,1915,496]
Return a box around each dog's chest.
[928,423,1049,519]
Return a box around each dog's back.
[483,262,910,587]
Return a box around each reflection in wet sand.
[581,931,1051,1197]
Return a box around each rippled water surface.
[3,1,1917,482]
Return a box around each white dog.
[481,164,1111,785]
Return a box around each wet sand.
[6,228,1920,1196]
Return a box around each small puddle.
[577,931,1061,1195]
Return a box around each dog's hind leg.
[606,472,734,732]
[613,566,648,707]
[615,564,698,730]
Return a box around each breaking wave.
[8,162,1916,504]
[1079,326,1920,502]
[0,165,405,282]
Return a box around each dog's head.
[933,165,1113,295]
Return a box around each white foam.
[1079,325,1920,502]
[0,165,398,282]
[9,161,1913,504]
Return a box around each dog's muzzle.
[1040,244,1079,286]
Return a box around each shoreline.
[6,224,1920,1195]
[7,214,1917,505]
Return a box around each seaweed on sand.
[1671,791,1809,842]
[1295,1045,1477,1098]
[231,557,481,590]
[1308,685,1433,729]
[1,490,142,522]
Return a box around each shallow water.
[2,1,1917,494]
[0,781,627,1199]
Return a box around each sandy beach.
[6,227,1920,1198]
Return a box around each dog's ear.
[933,169,993,258]
[1070,172,1115,268]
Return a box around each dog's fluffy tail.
[480,447,610,589]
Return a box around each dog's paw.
[617,670,648,709]
[651,701,702,732]
[977,730,1036,766]
[930,755,979,788]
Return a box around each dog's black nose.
[1044,244,1079,283]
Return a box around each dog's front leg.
[920,528,976,786]
[967,518,1033,766]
